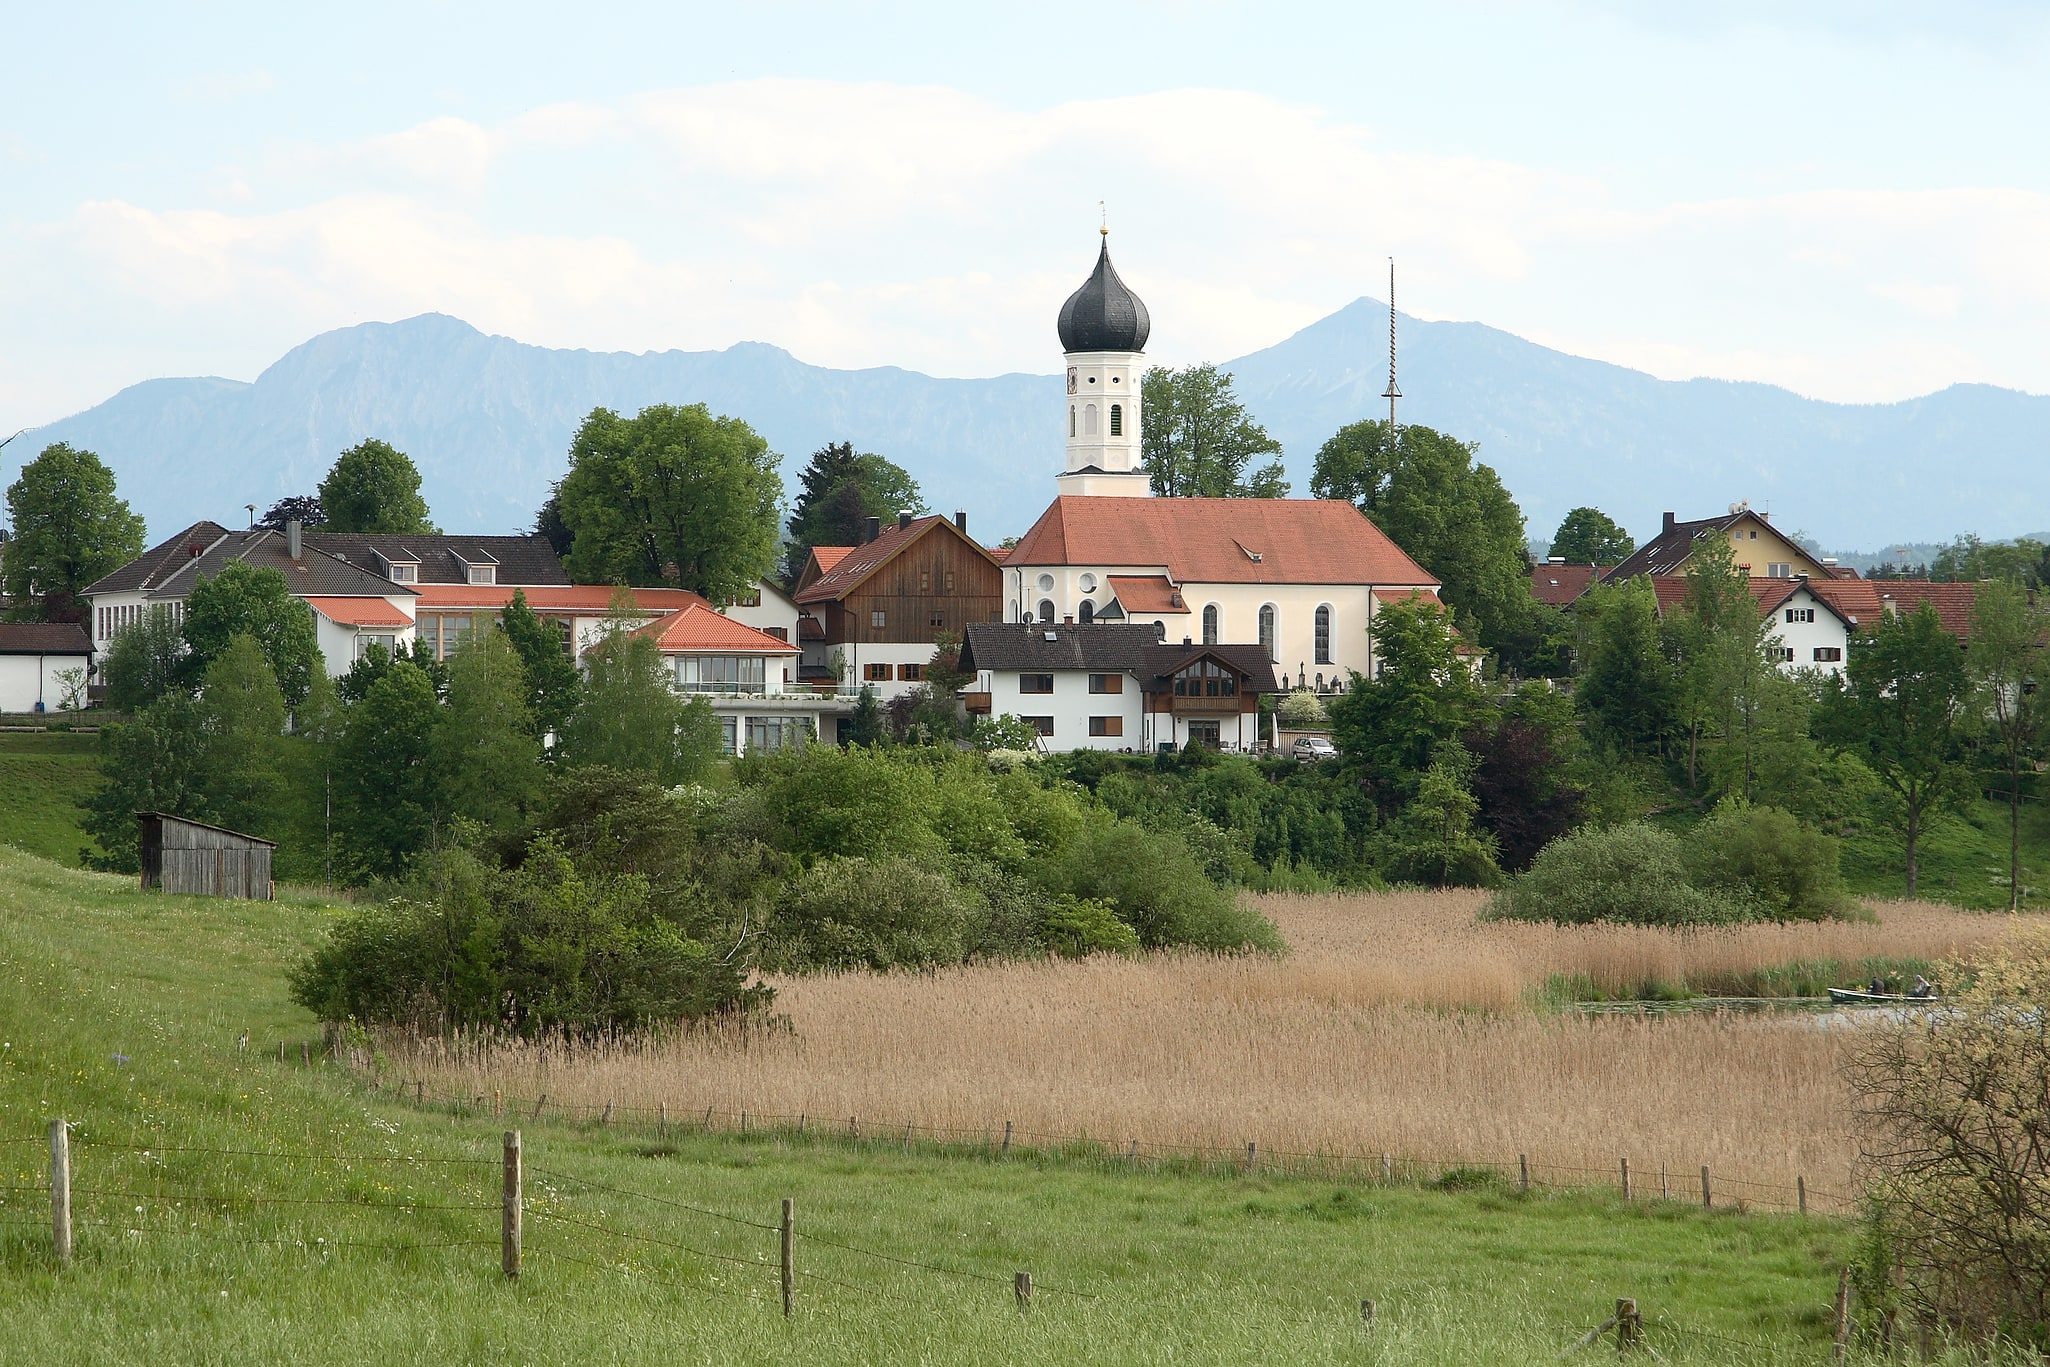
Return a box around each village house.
[0,622,93,714]
[958,621,1277,753]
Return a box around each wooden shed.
[137,813,275,900]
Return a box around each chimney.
[1662,512,1676,533]
[864,515,880,544]
[897,510,913,530]
[954,510,967,534]
[1182,635,1192,647]
[1822,557,1839,567]
[1063,614,1074,625]
[286,519,302,560]
[1546,556,1565,565]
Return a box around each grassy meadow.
[0,729,98,866]
[0,844,1941,1363]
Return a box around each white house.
[1650,576,1852,677]
[0,623,93,714]
[634,601,850,754]
[959,622,1278,754]
[718,578,802,645]
[1002,233,1442,693]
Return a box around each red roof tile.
[1106,574,1190,614]
[793,516,998,605]
[1007,497,1436,587]
[1806,577,1885,629]
[1528,564,1600,607]
[303,597,412,628]
[1874,581,1979,639]
[634,603,799,654]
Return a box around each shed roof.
[1106,575,1189,614]
[136,812,277,847]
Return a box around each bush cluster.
[1488,800,1853,926]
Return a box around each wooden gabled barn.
[138,813,275,900]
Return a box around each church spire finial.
[1100,200,1108,236]
[1379,257,1401,432]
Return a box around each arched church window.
[1037,599,1055,624]
[1202,604,1219,646]
[1078,600,1094,624]
[1109,404,1122,436]
[1069,406,1076,438]
[1258,603,1276,659]
[1314,605,1332,664]
[1084,404,1098,436]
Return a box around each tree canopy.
[1310,419,1530,656]
[556,404,783,604]
[317,439,436,535]
[1328,594,1492,811]
[180,560,323,707]
[260,495,326,531]
[1140,364,1288,498]
[2,442,145,622]
[784,441,927,582]
[1548,506,1634,566]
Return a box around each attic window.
[1236,541,1263,563]
[1043,631,1058,642]
[468,565,496,585]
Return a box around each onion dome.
[1057,231,1151,353]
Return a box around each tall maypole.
[1379,258,1401,432]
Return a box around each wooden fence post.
[1615,1297,1641,1351]
[1360,1298,1377,1331]
[492,1089,501,1118]
[1001,1120,1012,1155]
[601,1100,613,1127]
[531,1093,546,1122]
[1831,1267,1851,1361]
[1699,1165,1711,1210]
[1246,1141,1257,1172]
[903,1123,912,1153]
[1797,1175,1807,1216]
[502,1130,522,1280]
[1518,1153,1528,1191]
[1128,1139,1138,1167]
[1014,1270,1033,1312]
[780,1197,795,1318]
[1620,1157,1631,1202]
[278,1040,286,1064]
[1382,1152,1393,1183]
[849,1116,858,1141]
[798,1112,806,1136]
[49,1119,70,1265]
[302,1041,311,1068]
[415,1080,425,1105]
[659,1102,667,1138]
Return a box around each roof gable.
[83,521,232,596]
[793,516,998,605]
[635,602,800,654]
[1007,496,1436,587]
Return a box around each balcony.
[963,691,992,715]
[670,681,866,704]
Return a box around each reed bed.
[387,893,2027,1207]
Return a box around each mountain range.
[9,304,2047,551]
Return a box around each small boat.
[1827,987,1938,1005]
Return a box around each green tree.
[2,442,145,621]
[1328,594,1491,811]
[100,608,189,713]
[191,634,291,842]
[558,625,722,784]
[556,403,783,603]
[1140,364,1287,498]
[1666,531,1761,787]
[1574,579,1676,757]
[1966,580,2046,909]
[498,589,582,741]
[783,442,927,580]
[316,439,435,535]
[1373,746,1501,887]
[1817,603,1971,896]
[282,667,344,888]
[259,495,326,531]
[333,660,443,882]
[1548,506,1634,566]
[1310,419,1529,656]
[180,560,322,707]
[431,629,542,831]
[79,693,207,872]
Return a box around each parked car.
[1291,735,1338,762]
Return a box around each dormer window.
[373,548,420,584]
[388,563,417,583]
[468,564,496,585]
[453,549,500,585]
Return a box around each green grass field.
[0,845,1918,1363]
[0,730,98,866]
[1840,794,2050,910]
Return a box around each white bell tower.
[1055,229,1152,498]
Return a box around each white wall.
[722,581,801,643]
[1767,589,1850,676]
[1061,348,1143,476]
[835,641,943,702]
[978,667,1145,752]
[0,653,92,713]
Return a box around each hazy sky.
[5,1,2048,433]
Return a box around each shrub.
[1276,688,1328,728]
[1041,895,1139,958]
[1045,821,1282,954]
[765,855,974,972]
[1683,799,1851,921]
[1489,822,1733,926]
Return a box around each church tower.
[1054,229,1152,497]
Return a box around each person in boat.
[1908,975,1935,999]
[1868,975,1888,995]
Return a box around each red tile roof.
[303,597,412,628]
[1875,581,1979,639]
[793,516,998,605]
[1372,586,1446,609]
[1528,564,1600,607]
[1007,496,1437,587]
[1106,574,1190,614]
[410,585,709,614]
[1806,577,1885,629]
[1646,576,1859,628]
[635,603,799,654]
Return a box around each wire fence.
[353,1064,1856,1219]
[0,1115,1859,1360]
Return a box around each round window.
[1079,573,1097,593]
[1037,574,1055,592]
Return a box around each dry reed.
[388,893,2027,1209]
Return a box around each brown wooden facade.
[802,521,1003,645]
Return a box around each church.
[1000,230,1442,693]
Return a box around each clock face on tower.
[1067,367,1078,395]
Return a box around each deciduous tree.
[1574,579,1676,757]
[1141,364,1287,498]
[192,634,291,842]
[316,439,435,535]
[259,495,326,531]
[1966,579,2046,909]
[499,589,582,741]
[333,660,443,881]
[783,442,927,580]
[101,608,189,713]
[431,628,541,831]
[181,560,322,706]
[2,442,145,621]
[557,622,722,784]
[556,404,783,604]
[1328,594,1491,811]
[1548,506,1634,566]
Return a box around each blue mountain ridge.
[11,304,2047,550]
